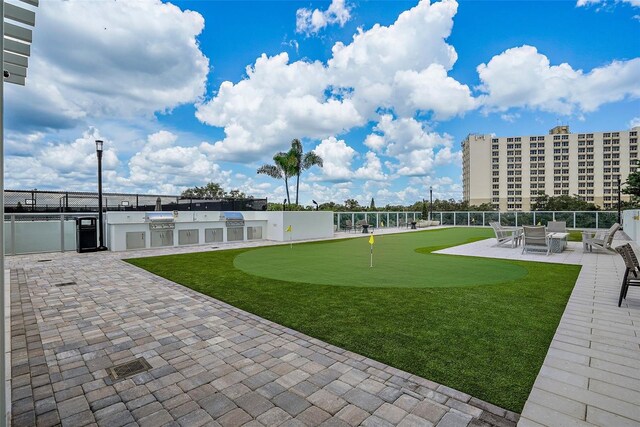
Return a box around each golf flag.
[369,234,375,245]
[369,232,374,267]
[286,225,292,232]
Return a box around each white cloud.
[392,65,477,119]
[5,128,120,191]
[354,152,387,181]
[296,0,351,35]
[365,115,457,176]
[312,137,357,182]
[577,0,640,8]
[500,113,521,123]
[196,0,473,162]
[196,53,363,162]
[630,117,640,128]
[6,0,209,132]
[120,131,231,191]
[477,45,640,115]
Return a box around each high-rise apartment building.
[462,126,640,211]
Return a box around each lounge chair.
[582,223,620,252]
[522,226,550,255]
[489,221,522,248]
[615,244,640,306]
[547,221,567,233]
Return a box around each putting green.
[234,227,528,288]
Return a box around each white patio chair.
[522,226,550,255]
[489,222,522,248]
[582,223,620,253]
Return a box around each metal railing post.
[453,212,456,226]
[533,211,536,225]
[515,212,518,227]
[573,212,576,229]
[498,211,501,224]
[60,214,65,252]
[10,214,16,255]
[596,211,599,229]
[467,212,470,226]
[482,212,485,226]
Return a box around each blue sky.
[5,0,640,206]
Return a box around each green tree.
[471,203,496,211]
[531,191,549,211]
[288,139,323,205]
[533,194,598,211]
[226,189,249,199]
[421,200,428,219]
[257,151,296,204]
[344,199,360,211]
[181,182,226,199]
[623,170,640,199]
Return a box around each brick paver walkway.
[438,237,640,427]
[7,238,518,427]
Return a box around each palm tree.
[257,151,296,205]
[288,139,323,205]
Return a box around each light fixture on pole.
[618,178,622,227]
[95,140,107,250]
[429,186,433,221]
[312,200,318,211]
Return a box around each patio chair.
[343,220,353,233]
[614,244,640,306]
[582,223,620,253]
[547,221,567,233]
[489,221,522,248]
[522,226,550,255]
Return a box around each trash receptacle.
[76,217,97,253]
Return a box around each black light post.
[312,200,319,211]
[429,186,433,221]
[283,198,287,211]
[95,140,107,250]
[618,178,622,226]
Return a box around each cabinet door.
[227,227,244,241]
[247,226,262,240]
[126,232,146,250]
[151,230,173,247]
[179,229,199,245]
[205,228,223,243]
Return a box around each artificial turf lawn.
[125,227,581,413]
[234,228,528,287]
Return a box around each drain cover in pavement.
[37,259,52,262]
[108,358,151,380]
[54,281,76,287]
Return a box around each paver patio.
[437,236,640,427]
[8,227,639,426]
[6,231,519,427]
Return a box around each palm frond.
[257,164,282,179]
[302,152,323,170]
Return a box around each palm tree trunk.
[295,173,300,206]
[284,176,291,205]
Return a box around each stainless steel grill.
[145,212,175,229]
[220,211,245,227]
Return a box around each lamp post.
[95,140,107,250]
[429,186,433,221]
[618,178,622,227]
[312,200,319,211]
